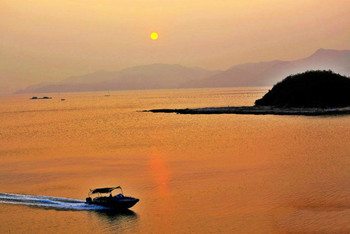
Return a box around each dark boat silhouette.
[30,96,52,100]
[86,186,139,209]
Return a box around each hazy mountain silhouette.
[16,64,220,93]
[16,49,350,93]
[184,48,350,88]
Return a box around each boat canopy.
[90,186,121,194]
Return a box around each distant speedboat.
[85,186,139,209]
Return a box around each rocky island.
[146,70,350,116]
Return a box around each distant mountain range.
[187,48,350,88]
[16,64,220,93]
[16,49,350,94]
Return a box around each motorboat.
[86,186,139,209]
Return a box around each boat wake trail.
[0,193,111,211]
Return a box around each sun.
[150,32,159,40]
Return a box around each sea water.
[0,88,349,233]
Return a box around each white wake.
[0,193,111,210]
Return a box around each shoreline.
[145,106,350,116]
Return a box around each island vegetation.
[146,70,350,116]
[255,70,350,108]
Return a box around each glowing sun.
[150,32,159,40]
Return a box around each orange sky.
[0,0,349,90]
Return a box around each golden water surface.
[0,88,349,233]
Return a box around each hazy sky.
[1,0,349,90]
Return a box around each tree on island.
[255,70,350,108]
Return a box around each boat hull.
[86,196,139,209]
